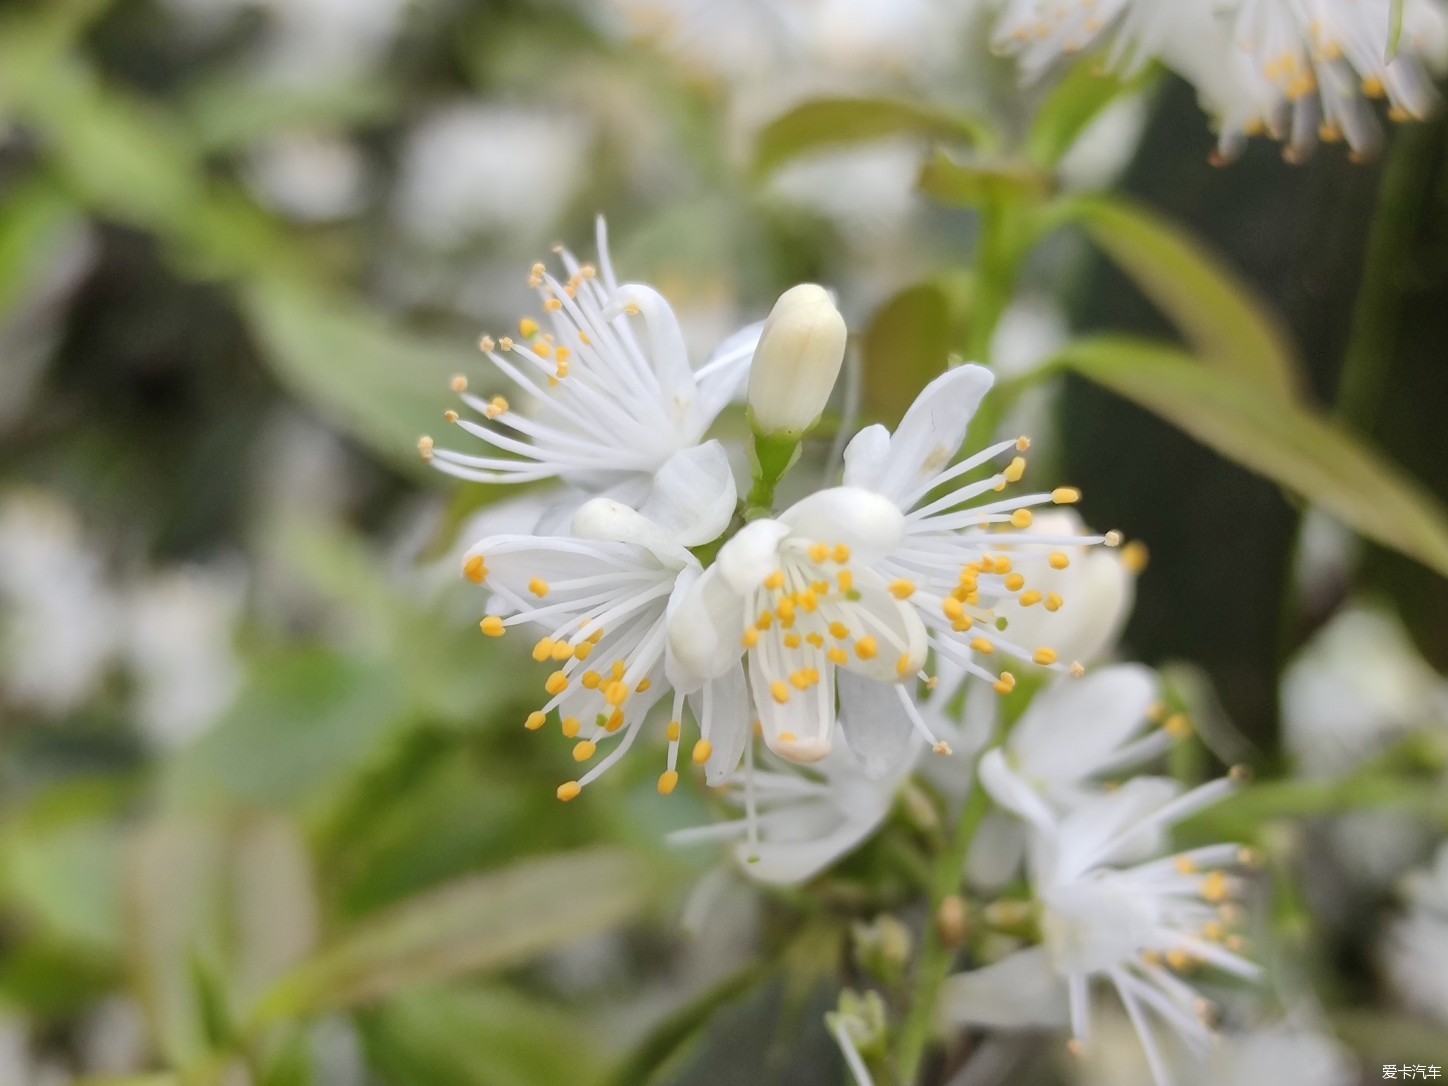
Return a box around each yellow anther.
[777,599,796,626]
[450,374,468,393]
[519,317,539,338]
[658,771,679,796]
[1052,487,1081,505]
[636,678,652,693]
[1362,75,1385,98]
[1045,593,1064,612]
[771,682,791,704]
[556,781,582,802]
[1004,456,1026,483]
[742,628,760,649]
[666,721,681,742]
[979,555,996,574]
[555,360,569,378]
[784,633,802,650]
[556,346,571,363]
[588,628,605,643]
[544,297,564,313]
[1175,855,1199,875]
[1166,949,1193,973]
[499,336,515,351]
[581,671,601,690]
[484,395,509,419]
[970,637,995,655]
[478,335,496,352]
[561,716,581,738]
[605,710,625,732]
[889,580,916,599]
[480,616,506,637]
[1019,590,1043,607]
[573,741,597,762]
[693,739,714,764]
[443,410,459,424]
[463,555,487,584]
[993,672,1016,695]
[798,591,818,613]
[757,611,774,630]
[828,621,851,640]
[1010,509,1034,529]
[605,681,629,707]
[611,661,626,680]
[855,637,878,661]
[1202,921,1226,942]
[806,633,825,648]
[790,670,812,690]
[836,571,854,594]
[1202,871,1231,906]
[765,570,786,591]
[993,556,1012,574]
[525,711,547,731]
[1070,661,1086,678]
[942,596,965,621]
[896,653,914,677]
[529,577,551,598]
[551,641,574,661]
[808,544,829,564]
[1164,713,1193,739]
[833,544,851,563]
[1033,648,1059,666]
[574,641,593,661]
[827,647,849,665]
[1122,540,1150,574]
[532,639,557,663]
[534,341,553,360]
[1004,573,1026,592]
[1016,435,1031,451]
[417,435,434,461]
[1049,552,1070,570]
[545,671,569,695]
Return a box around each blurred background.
[1,1,1447,1083]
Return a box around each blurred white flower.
[766,142,924,242]
[944,774,1257,1085]
[462,443,749,800]
[1384,841,1448,1025]
[393,104,592,250]
[670,739,920,885]
[245,131,369,223]
[1281,603,1447,778]
[0,492,119,716]
[123,567,245,749]
[424,218,761,503]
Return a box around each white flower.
[671,364,1111,772]
[244,131,369,224]
[942,775,1259,1086]
[670,738,922,885]
[746,284,847,437]
[462,443,748,800]
[123,567,245,749]
[0,491,119,716]
[1384,842,1448,1025]
[423,218,760,503]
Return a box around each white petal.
[937,947,1069,1030]
[695,319,762,423]
[964,809,1028,890]
[835,567,929,684]
[612,282,699,420]
[1047,777,1182,883]
[734,814,876,885]
[702,665,750,786]
[979,748,1057,834]
[862,364,993,506]
[637,440,739,547]
[752,651,834,762]
[717,519,792,594]
[841,423,891,490]
[1009,665,1159,792]
[837,670,917,779]
[571,499,693,568]
[667,562,746,688]
[778,487,905,563]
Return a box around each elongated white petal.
[637,440,739,547]
[837,669,917,779]
[778,487,905,564]
[1009,664,1159,791]
[937,947,1070,1030]
[667,561,748,688]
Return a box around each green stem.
[892,754,995,1085]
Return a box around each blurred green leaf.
[1056,336,1448,579]
[1049,194,1304,400]
[1026,64,1154,168]
[754,98,992,180]
[183,76,399,152]
[254,848,658,1019]
[166,649,407,809]
[361,984,604,1086]
[240,278,472,473]
[861,282,953,425]
[918,149,1051,208]
[0,182,86,315]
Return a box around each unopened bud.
[747,284,847,436]
[936,895,969,948]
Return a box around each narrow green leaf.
[917,149,1051,208]
[1026,63,1155,167]
[861,282,953,425]
[254,848,658,1019]
[754,98,992,180]
[1388,0,1406,60]
[239,278,472,473]
[1057,337,1448,580]
[1052,194,1304,400]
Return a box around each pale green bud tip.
[747,283,847,436]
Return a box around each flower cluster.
[994,0,1448,161]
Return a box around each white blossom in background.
[1282,603,1447,778]
[670,738,922,885]
[123,568,245,749]
[244,131,370,224]
[944,771,1258,1085]
[1384,841,1448,1025]
[393,104,593,251]
[421,218,761,507]
[0,492,119,716]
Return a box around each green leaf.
[0,181,85,316]
[1027,63,1156,168]
[753,98,992,180]
[253,848,659,1019]
[861,282,954,425]
[1051,194,1304,400]
[240,278,472,473]
[916,148,1052,208]
[1056,337,1448,579]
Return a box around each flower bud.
[747,284,847,437]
